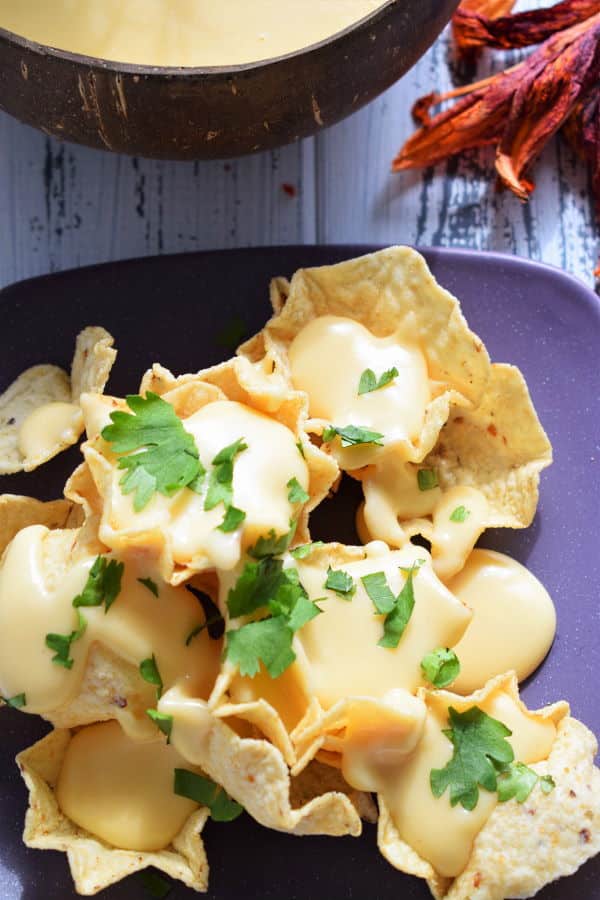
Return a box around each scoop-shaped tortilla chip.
[0,494,82,557]
[238,247,491,468]
[0,327,116,474]
[17,728,209,896]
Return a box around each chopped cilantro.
[358,367,399,395]
[450,505,470,523]
[430,706,515,810]
[138,869,172,899]
[249,526,295,559]
[45,611,87,669]
[417,468,439,491]
[226,616,296,679]
[0,693,26,709]
[138,576,159,597]
[140,655,163,699]
[296,439,306,459]
[421,647,460,688]
[72,556,124,613]
[204,438,247,511]
[540,774,556,794]
[173,769,243,822]
[101,392,204,511]
[146,709,173,742]
[361,565,420,648]
[287,477,309,505]
[497,762,540,803]
[218,506,246,533]
[324,567,356,599]
[322,424,384,448]
[290,541,325,559]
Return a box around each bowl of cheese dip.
[0,0,458,159]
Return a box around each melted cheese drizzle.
[0,0,385,67]
[0,525,221,727]
[430,486,489,582]
[296,542,471,707]
[378,686,558,878]
[85,397,308,572]
[56,720,199,851]
[288,316,431,468]
[18,402,83,461]
[448,549,557,693]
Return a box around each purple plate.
[0,246,598,900]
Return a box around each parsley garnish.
[72,556,124,612]
[361,564,420,648]
[421,648,460,688]
[324,567,356,599]
[497,762,539,803]
[218,506,246,533]
[290,541,325,559]
[296,439,306,459]
[0,693,26,709]
[45,611,87,669]
[204,438,247,511]
[450,505,470,523]
[540,774,556,793]
[430,706,515,810]
[417,468,439,491]
[140,655,163,699]
[249,526,295,560]
[138,576,159,597]
[287,477,309,505]
[173,769,243,822]
[101,393,204,511]
[225,559,321,678]
[138,869,172,899]
[358,367,399,395]
[322,424,384,447]
[146,709,173,742]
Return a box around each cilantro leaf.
[287,477,309,505]
[290,541,325,559]
[204,438,247,511]
[101,393,204,512]
[140,655,163,699]
[138,576,159,597]
[358,367,399,395]
[296,439,306,459]
[173,769,243,822]
[450,505,470,523]
[324,567,356,599]
[218,506,246,533]
[138,869,172,899]
[421,647,461,688]
[361,566,419,648]
[227,557,290,618]
[0,693,26,709]
[249,526,295,559]
[361,571,396,614]
[146,709,173,742]
[497,762,540,803]
[45,611,87,669]
[322,424,384,447]
[73,556,124,612]
[431,706,515,810]
[417,468,439,491]
[540,774,556,793]
[226,616,296,678]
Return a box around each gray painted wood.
[0,12,597,291]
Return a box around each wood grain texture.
[0,4,597,291]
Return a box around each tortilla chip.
[17,728,209,896]
[0,327,116,474]
[290,758,378,824]
[80,356,337,585]
[238,246,491,467]
[0,494,82,556]
[376,673,571,898]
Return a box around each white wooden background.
[0,5,597,290]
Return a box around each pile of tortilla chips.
[0,248,598,899]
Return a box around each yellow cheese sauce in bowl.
[0,0,459,158]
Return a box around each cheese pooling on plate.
[0,0,386,67]
[0,248,598,900]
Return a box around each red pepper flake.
[473,872,483,888]
[487,423,498,437]
[282,182,297,198]
[580,828,592,843]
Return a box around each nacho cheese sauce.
[0,0,385,67]
[84,397,308,571]
[378,686,558,878]
[56,721,199,851]
[288,316,430,465]
[296,543,471,707]
[0,525,221,721]
[18,402,83,461]
[448,549,557,693]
